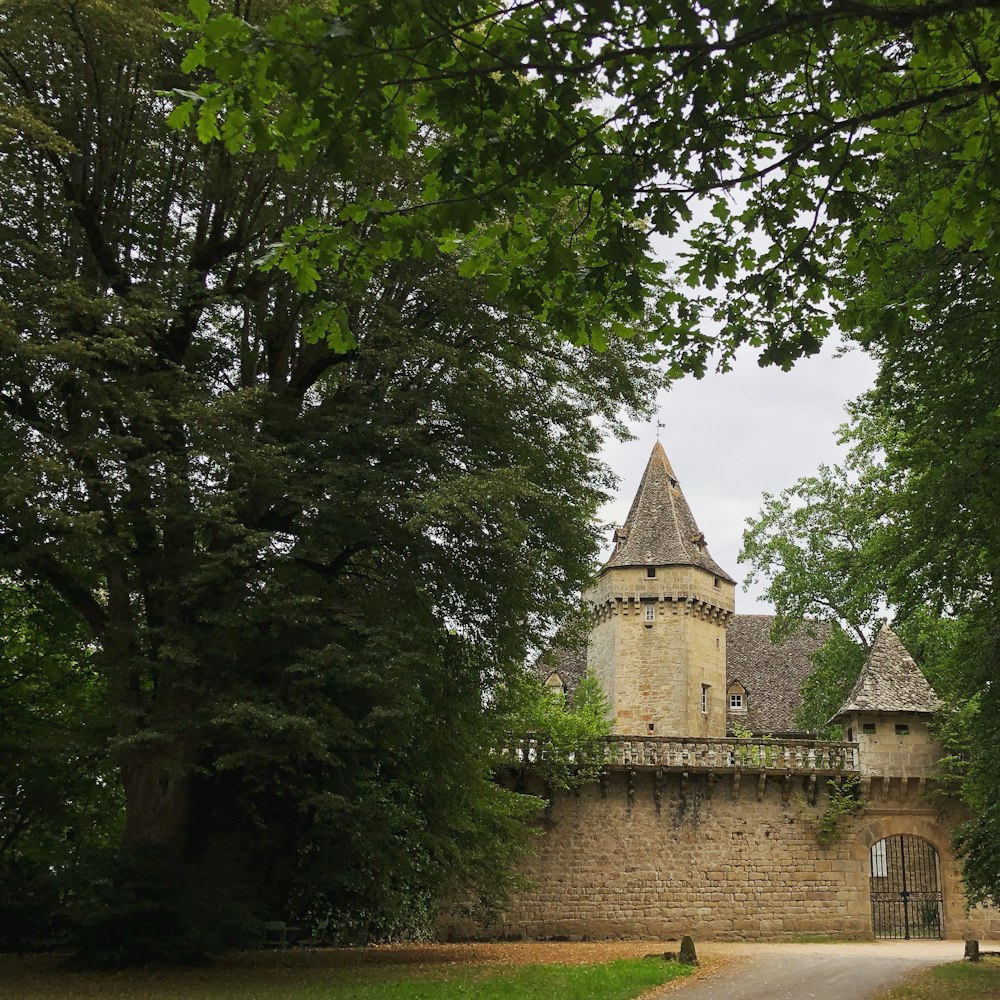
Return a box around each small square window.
[729,693,743,710]
[646,565,656,578]
[644,604,655,622]
[895,724,910,736]
[713,576,720,588]
[863,723,877,735]
[648,722,655,732]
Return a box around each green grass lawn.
[874,960,1000,1000]
[0,953,693,1000]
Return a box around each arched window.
[870,835,942,940]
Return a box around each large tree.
[0,0,659,960]
[741,140,1000,895]
[0,581,120,952]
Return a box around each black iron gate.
[870,835,943,939]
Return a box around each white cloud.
[598,338,878,611]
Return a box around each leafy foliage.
[179,0,1000,372]
[742,109,1000,895]
[741,448,889,651]
[813,777,864,850]
[0,0,661,961]
[795,627,867,738]
[0,584,121,952]
[504,669,613,791]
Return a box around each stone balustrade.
[500,734,860,775]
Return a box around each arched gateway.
[870,835,943,940]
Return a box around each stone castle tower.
[584,442,736,738]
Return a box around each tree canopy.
[0,0,659,962]
[179,0,1000,371]
[740,118,1000,897]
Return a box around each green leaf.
[166,101,194,131]
[195,105,220,143]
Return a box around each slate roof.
[725,615,832,734]
[832,625,942,721]
[603,442,735,583]
[534,637,587,692]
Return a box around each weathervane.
[655,418,665,440]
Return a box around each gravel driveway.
[654,940,968,1000]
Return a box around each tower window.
[713,576,720,588]
[701,684,710,714]
[646,565,656,578]
[644,604,656,622]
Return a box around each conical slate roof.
[833,625,942,720]
[603,442,734,582]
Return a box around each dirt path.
[652,941,968,1000]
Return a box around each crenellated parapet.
[591,594,733,624]
[586,563,735,617]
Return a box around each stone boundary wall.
[442,772,1000,941]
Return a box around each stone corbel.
[781,771,793,805]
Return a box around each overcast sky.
[597,339,879,613]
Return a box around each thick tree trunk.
[120,736,197,855]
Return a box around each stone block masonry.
[441,771,1000,942]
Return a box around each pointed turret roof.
[832,625,942,721]
[603,442,734,582]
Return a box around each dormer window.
[544,673,566,696]
[613,527,628,553]
[727,681,748,714]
